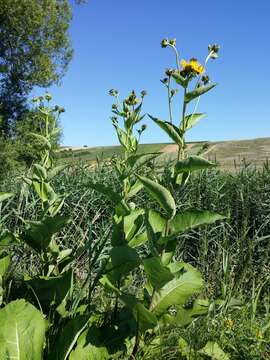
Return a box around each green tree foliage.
[0,0,73,136]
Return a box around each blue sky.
[34,0,270,146]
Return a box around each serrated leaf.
[137,175,176,219]
[175,156,217,174]
[148,115,183,146]
[0,299,46,360]
[185,83,217,103]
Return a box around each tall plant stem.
[167,77,173,123]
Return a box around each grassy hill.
[59,137,270,170]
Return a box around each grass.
[1,161,270,358]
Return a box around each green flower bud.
[201,75,210,85]
[161,38,169,48]
[45,93,52,101]
[169,38,176,46]
[165,68,174,77]
[112,104,118,110]
[208,44,220,59]
[141,90,147,97]
[141,124,147,131]
[109,89,119,97]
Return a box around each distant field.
[59,137,270,170]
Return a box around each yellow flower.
[180,58,204,75]
[225,318,234,330]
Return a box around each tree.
[0,0,73,136]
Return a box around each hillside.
[59,137,270,170]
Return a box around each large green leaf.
[120,294,158,332]
[32,180,56,203]
[0,192,13,203]
[124,209,144,242]
[0,252,10,277]
[170,210,225,234]
[21,215,70,253]
[33,163,47,181]
[148,115,183,146]
[199,341,230,360]
[69,328,109,360]
[126,153,160,173]
[137,175,176,219]
[183,113,205,131]
[143,257,174,289]
[111,246,141,280]
[159,210,225,244]
[172,71,188,88]
[25,269,72,308]
[49,315,90,360]
[174,156,216,174]
[88,181,121,204]
[126,180,143,199]
[150,268,203,315]
[128,231,148,248]
[185,83,217,103]
[0,231,17,247]
[0,299,46,360]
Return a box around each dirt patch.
[161,144,178,153]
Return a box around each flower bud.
[141,124,147,131]
[112,104,118,110]
[141,90,147,97]
[201,75,210,85]
[165,68,174,77]
[169,38,176,46]
[208,44,220,59]
[109,89,119,97]
[161,38,169,48]
[45,93,52,101]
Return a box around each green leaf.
[129,231,147,248]
[126,180,143,198]
[25,269,73,309]
[48,164,68,180]
[32,179,56,203]
[21,215,70,253]
[150,267,203,315]
[126,153,160,173]
[148,115,183,146]
[174,156,217,174]
[199,341,230,360]
[120,294,158,332]
[0,299,46,360]
[159,210,225,244]
[69,328,109,360]
[124,209,144,242]
[172,71,188,88]
[143,257,174,289]
[0,192,13,203]
[88,181,121,204]
[29,133,51,149]
[49,315,90,360]
[0,231,17,247]
[137,175,176,219]
[111,246,141,280]
[183,113,205,131]
[0,252,10,277]
[148,209,166,235]
[33,163,47,180]
[185,83,217,104]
